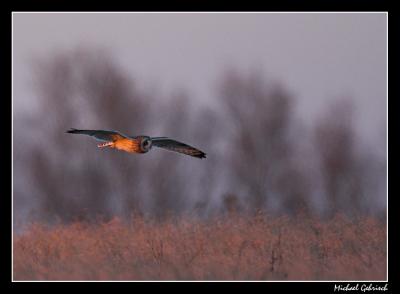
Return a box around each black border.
[3,4,12,291]
[4,1,391,12]
[4,1,394,292]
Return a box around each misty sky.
[13,12,387,149]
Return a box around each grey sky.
[13,12,387,148]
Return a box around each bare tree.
[217,69,310,215]
[314,99,368,217]
[15,48,153,223]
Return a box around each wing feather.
[151,137,206,159]
[66,128,126,142]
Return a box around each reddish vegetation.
[13,214,386,281]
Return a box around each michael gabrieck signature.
[334,283,388,292]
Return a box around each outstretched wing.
[151,137,206,159]
[66,128,127,142]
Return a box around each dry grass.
[13,213,386,281]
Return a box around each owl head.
[139,136,152,153]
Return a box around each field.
[13,213,386,281]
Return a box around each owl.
[66,128,206,159]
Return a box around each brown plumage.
[113,138,141,153]
[66,128,206,159]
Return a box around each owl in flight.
[66,128,206,159]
